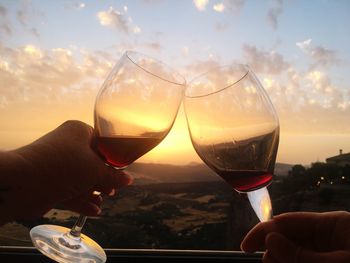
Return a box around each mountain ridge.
[127,162,293,185]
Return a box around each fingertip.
[68,202,102,217]
[240,236,254,253]
[116,171,134,187]
[241,221,275,253]
[108,188,116,196]
[85,203,102,216]
[96,206,102,215]
[240,233,261,253]
[98,169,133,195]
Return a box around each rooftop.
[326,151,350,162]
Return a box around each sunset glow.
[0,1,349,166]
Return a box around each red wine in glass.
[216,170,272,192]
[95,136,162,168]
[193,128,279,193]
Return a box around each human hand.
[241,211,350,263]
[0,120,133,224]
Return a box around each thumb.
[265,232,299,263]
[266,232,350,263]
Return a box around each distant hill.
[127,162,219,184]
[127,162,293,185]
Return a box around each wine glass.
[30,51,185,263]
[184,64,279,222]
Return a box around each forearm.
[0,144,64,225]
[0,150,31,225]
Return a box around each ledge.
[0,246,262,262]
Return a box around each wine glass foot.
[30,225,106,263]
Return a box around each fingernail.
[124,174,134,185]
[108,188,116,196]
[126,176,133,185]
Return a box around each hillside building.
[326,149,350,167]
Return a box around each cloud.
[194,0,244,13]
[0,23,11,36]
[242,44,289,74]
[0,44,115,108]
[17,9,28,26]
[305,70,343,107]
[296,39,339,68]
[261,67,349,133]
[30,27,40,38]
[309,46,339,68]
[296,38,312,51]
[6,1,44,38]
[215,21,230,31]
[97,7,129,32]
[64,2,86,10]
[266,0,283,30]
[182,46,190,56]
[185,58,222,79]
[133,26,141,34]
[141,0,164,4]
[144,41,162,51]
[239,43,350,134]
[193,0,209,11]
[0,4,6,16]
[184,52,350,136]
[0,4,11,36]
[97,6,140,34]
[224,0,245,13]
[213,3,225,12]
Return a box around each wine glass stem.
[69,214,87,237]
[247,186,272,222]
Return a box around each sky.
[0,0,349,166]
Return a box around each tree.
[291,164,306,177]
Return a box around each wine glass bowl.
[30,51,185,263]
[184,64,279,221]
[93,51,184,169]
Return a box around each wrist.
[13,142,60,180]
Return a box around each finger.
[241,220,277,252]
[76,202,102,216]
[88,192,103,206]
[62,199,102,216]
[241,212,325,253]
[266,233,350,263]
[267,232,350,263]
[301,251,350,263]
[263,251,279,263]
[272,211,345,242]
[265,232,298,263]
[96,169,133,195]
[61,191,103,215]
[67,200,101,216]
